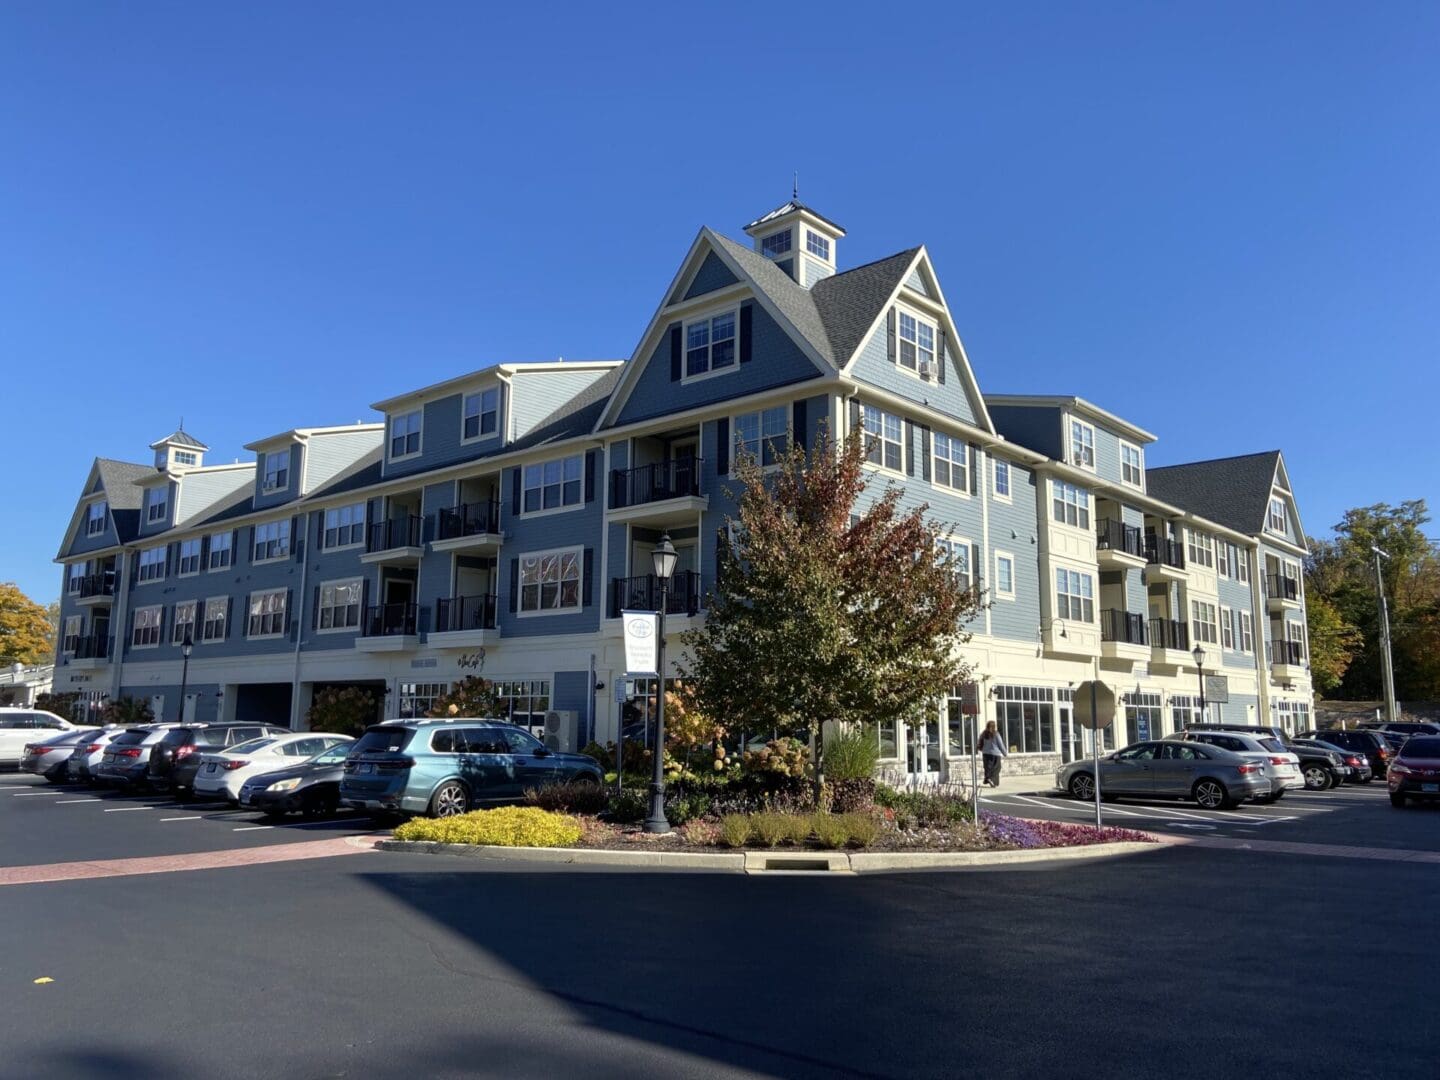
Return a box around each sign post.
[1074,679,1116,827]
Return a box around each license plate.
[357,763,373,774]
[205,763,217,773]
[1423,783,1439,793]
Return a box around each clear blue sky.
[2,2,1436,604]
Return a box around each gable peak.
[741,199,846,289]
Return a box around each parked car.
[1282,738,1352,790]
[1168,729,1304,801]
[238,742,355,819]
[1056,740,1270,810]
[92,724,187,787]
[0,709,75,768]
[20,729,100,782]
[1363,720,1440,737]
[149,723,290,796]
[191,733,353,803]
[1298,729,1394,778]
[67,728,127,783]
[1184,722,1288,742]
[1388,736,1440,808]
[340,719,605,818]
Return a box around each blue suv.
[339,719,603,818]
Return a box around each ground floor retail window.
[497,679,552,732]
[1123,691,1163,743]
[398,682,448,720]
[993,684,1056,755]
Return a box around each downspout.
[110,545,132,703]
[289,514,311,729]
[1247,541,1269,724]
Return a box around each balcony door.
[671,440,698,496]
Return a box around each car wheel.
[1193,778,1233,810]
[302,793,338,820]
[1068,773,1095,801]
[1390,792,1407,808]
[429,781,469,818]
[1302,764,1330,790]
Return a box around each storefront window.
[992,685,1056,754]
[876,719,898,760]
[496,679,552,734]
[398,682,448,720]
[1123,691,1163,743]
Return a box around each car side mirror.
[534,747,551,758]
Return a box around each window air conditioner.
[918,360,934,380]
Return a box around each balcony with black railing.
[609,570,703,618]
[434,594,499,634]
[609,458,706,520]
[361,602,419,638]
[77,573,116,602]
[1101,609,1149,647]
[1145,534,1186,577]
[1266,574,1301,611]
[1271,640,1306,669]
[435,500,501,546]
[68,632,112,665]
[1096,518,1145,566]
[363,516,423,563]
[1149,617,1190,655]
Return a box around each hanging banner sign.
[621,610,659,677]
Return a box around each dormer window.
[463,388,499,441]
[390,410,422,459]
[760,230,792,257]
[1069,419,1095,470]
[146,489,167,523]
[1268,498,1286,533]
[174,450,197,466]
[262,451,289,492]
[806,231,830,260]
[1120,442,1143,487]
[898,311,935,374]
[684,310,737,380]
[86,501,107,536]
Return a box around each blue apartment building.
[52,201,1315,780]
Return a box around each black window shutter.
[130,552,139,583]
[164,543,174,576]
[669,324,682,381]
[904,421,915,477]
[886,308,897,364]
[311,585,320,630]
[936,327,947,384]
[232,529,241,565]
[510,468,521,516]
[584,450,597,502]
[792,399,808,451]
[921,426,932,482]
[716,418,730,476]
[509,558,519,613]
[286,588,295,641]
[968,444,980,493]
[739,304,753,363]
[292,515,302,561]
[582,548,594,606]
[241,594,249,637]
[225,596,234,640]
[360,579,369,628]
[199,535,209,566]
[972,544,983,588]
[849,398,861,434]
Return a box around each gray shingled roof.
[148,429,209,450]
[811,248,922,368]
[95,459,152,510]
[710,232,835,365]
[512,367,622,452]
[1147,451,1281,536]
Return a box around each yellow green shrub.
[394,806,582,848]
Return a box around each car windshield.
[227,738,278,755]
[160,729,195,746]
[353,727,416,754]
[1258,738,1287,753]
[309,744,352,764]
[1402,737,1440,759]
[110,730,148,746]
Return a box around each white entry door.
[150,695,166,723]
[906,718,942,783]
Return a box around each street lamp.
[644,534,679,834]
[176,632,194,724]
[1191,643,1207,723]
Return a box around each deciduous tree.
[0,583,53,666]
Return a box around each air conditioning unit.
[918,359,934,380]
[543,709,578,752]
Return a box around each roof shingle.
[1147,452,1282,536]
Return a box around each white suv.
[0,709,75,767]
[1170,729,1303,802]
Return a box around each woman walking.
[979,720,1008,787]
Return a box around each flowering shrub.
[980,812,1154,849]
[743,737,811,779]
[394,806,582,847]
[875,786,974,828]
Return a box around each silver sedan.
[1055,740,1272,810]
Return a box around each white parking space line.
[1005,794,1147,819]
[102,806,152,813]
[11,791,63,797]
[55,798,102,805]
[159,816,203,822]
[232,825,273,832]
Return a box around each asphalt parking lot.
[0,772,379,868]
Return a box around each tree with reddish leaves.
[681,424,982,794]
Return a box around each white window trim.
[1267,497,1287,534]
[145,489,168,523]
[136,546,167,585]
[460,386,502,446]
[131,604,163,650]
[991,459,1012,504]
[322,503,368,550]
[316,577,365,634]
[1054,566,1096,622]
[680,306,741,386]
[1239,610,1255,653]
[516,545,584,618]
[388,409,424,462]
[1220,605,1234,650]
[894,302,938,381]
[85,500,108,536]
[730,405,789,478]
[938,535,974,591]
[759,228,793,258]
[177,538,202,577]
[246,587,289,640]
[207,532,233,571]
[62,615,84,654]
[1050,479,1091,532]
[261,452,289,493]
[1068,418,1097,472]
[199,596,229,645]
[993,550,1016,599]
[520,454,586,518]
[1190,599,1219,645]
[171,600,198,644]
[805,229,830,260]
[931,432,971,497]
[252,520,292,564]
[1119,439,1144,489]
[857,404,906,479]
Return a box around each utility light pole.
[1372,546,1398,723]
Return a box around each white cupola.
[149,427,209,473]
[742,199,845,289]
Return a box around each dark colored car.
[1284,739,1351,790]
[92,725,184,787]
[150,723,290,797]
[237,742,353,819]
[1297,729,1392,779]
[1388,736,1440,807]
[1363,721,1440,737]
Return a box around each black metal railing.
[1272,640,1305,666]
[71,633,112,660]
[436,500,500,541]
[610,458,703,509]
[367,516,422,553]
[1145,534,1186,570]
[434,594,498,632]
[1149,618,1189,651]
[362,603,419,637]
[1266,575,1299,602]
[610,571,703,617]
[1096,518,1144,559]
[1101,609,1148,646]
[78,573,116,599]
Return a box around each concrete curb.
[375,838,1163,873]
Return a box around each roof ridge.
[814,246,921,285]
[1150,450,1280,472]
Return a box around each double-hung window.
[1052,481,1090,529]
[1268,498,1286,533]
[208,531,233,570]
[1239,611,1254,653]
[132,605,162,648]
[146,488,167,523]
[247,589,288,637]
[1055,569,1094,622]
[861,405,903,472]
[938,539,971,591]
[993,459,1011,499]
[1121,443,1143,486]
[734,406,788,469]
[172,600,197,644]
[323,503,366,548]
[1191,600,1218,645]
[519,549,582,614]
[86,501,107,536]
[684,310,737,378]
[63,615,83,654]
[1217,543,1232,578]
[463,388,499,440]
[1187,529,1215,568]
[202,597,228,642]
[1070,420,1095,469]
[67,563,85,595]
[253,520,290,562]
[178,539,201,575]
[1220,606,1234,650]
[806,230,829,259]
[522,454,583,513]
[1236,550,1250,583]
[318,579,363,630]
[932,433,968,493]
[137,546,166,583]
[760,229,791,257]
[390,410,422,459]
[897,310,935,373]
[995,553,1015,597]
[262,452,288,492]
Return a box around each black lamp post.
[177,632,194,723]
[1191,643,1207,723]
[644,533,678,834]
